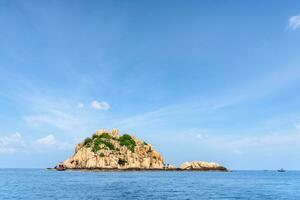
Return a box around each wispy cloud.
[24,109,81,132]
[0,68,111,135]
[34,134,72,150]
[0,132,71,154]
[114,65,300,130]
[77,102,84,108]
[90,100,110,110]
[21,94,92,134]
[153,126,300,159]
[288,15,300,30]
[184,128,300,156]
[0,133,24,153]
[21,95,114,138]
[2,54,300,150]
[35,134,55,145]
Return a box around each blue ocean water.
[1,169,300,200]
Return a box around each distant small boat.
[54,163,66,171]
[277,168,285,172]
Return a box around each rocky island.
[54,129,227,172]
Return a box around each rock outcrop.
[57,129,228,171]
[180,161,227,171]
[62,129,164,169]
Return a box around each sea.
[1,169,300,200]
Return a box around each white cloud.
[194,131,300,155]
[36,134,55,145]
[91,100,110,110]
[77,102,84,108]
[21,95,83,132]
[34,134,71,150]
[288,15,300,30]
[114,65,300,131]
[22,95,112,135]
[0,132,72,154]
[0,133,24,153]
[25,109,81,132]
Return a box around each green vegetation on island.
[83,132,137,154]
[118,134,136,152]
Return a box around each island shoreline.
[47,167,228,172]
[51,129,229,172]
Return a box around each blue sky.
[1,0,300,169]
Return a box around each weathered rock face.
[180,161,227,171]
[62,129,164,169]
